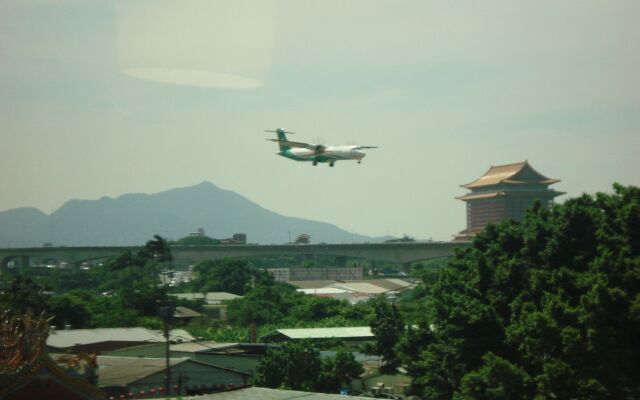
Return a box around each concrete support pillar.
[401,262,412,274]
[20,256,31,268]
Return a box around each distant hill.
[0,182,388,247]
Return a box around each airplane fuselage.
[278,145,366,163]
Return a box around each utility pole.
[158,305,171,395]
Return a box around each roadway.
[0,241,471,270]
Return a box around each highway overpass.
[0,242,470,271]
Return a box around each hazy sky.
[1,0,639,241]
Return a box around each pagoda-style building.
[454,161,564,241]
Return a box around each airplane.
[266,128,377,167]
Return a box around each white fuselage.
[285,145,366,162]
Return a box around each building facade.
[455,161,564,241]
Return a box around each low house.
[46,327,195,354]
[161,386,379,399]
[173,306,203,323]
[0,355,106,400]
[170,292,242,320]
[96,356,249,397]
[296,287,352,301]
[102,342,277,376]
[170,292,242,305]
[261,327,374,343]
[293,279,415,304]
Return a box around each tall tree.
[368,295,405,374]
[389,184,640,399]
[254,341,322,392]
[143,234,173,262]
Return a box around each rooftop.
[262,327,373,341]
[94,356,188,387]
[462,161,560,189]
[170,341,241,353]
[47,327,195,349]
[160,386,376,399]
[331,282,389,295]
[171,292,242,304]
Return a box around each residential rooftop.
[46,327,194,349]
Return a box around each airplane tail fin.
[265,128,295,151]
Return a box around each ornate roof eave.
[501,178,561,185]
[462,161,560,189]
[456,191,506,201]
[0,353,106,400]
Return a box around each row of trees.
[0,236,189,329]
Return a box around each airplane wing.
[267,139,324,151]
[353,145,378,150]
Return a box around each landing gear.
[358,160,362,164]
[329,162,335,167]
[312,161,318,166]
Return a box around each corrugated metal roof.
[266,327,373,340]
[343,279,413,292]
[289,280,340,289]
[165,386,376,399]
[47,328,194,349]
[331,282,389,294]
[297,288,350,295]
[170,341,240,353]
[95,356,188,387]
[171,292,242,304]
[174,306,203,318]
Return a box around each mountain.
[0,182,385,247]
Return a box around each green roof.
[262,327,373,341]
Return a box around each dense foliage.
[389,184,640,399]
[253,341,363,393]
[172,235,220,246]
[185,259,273,295]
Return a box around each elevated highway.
[0,241,471,271]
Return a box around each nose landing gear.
[329,162,335,167]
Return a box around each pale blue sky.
[1,0,639,241]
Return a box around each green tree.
[141,234,173,262]
[173,235,220,245]
[317,350,364,393]
[254,341,322,391]
[190,259,261,295]
[254,342,363,394]
[0,274,50,314]
[390,184,640,399]
[227,283,303,326]
[368,295,405,374]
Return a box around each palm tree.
[144,235,173,263]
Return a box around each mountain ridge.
[0,181,387,247]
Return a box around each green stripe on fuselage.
[279,150,339,162]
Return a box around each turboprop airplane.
[266,128,377,167]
